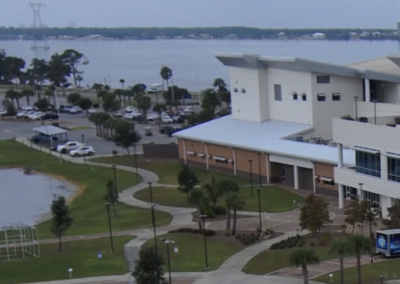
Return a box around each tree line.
[0,27,398,40]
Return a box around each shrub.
[236,232,259,246]
[112,150,119,156]
[270,235,305,250]
[169,228,216,236]
[213,206,227,215]
[92,103,100,108]
[201,206,215,218]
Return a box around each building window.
[332,93,341,101]
[317,94,326,101]
[319,177,334,186]
[302,94,307,101]
[293,93,298,100]
[356,150,381,177]
[213,156,228,164]
[233,88,238,93]
[241,88,246,93]
[316,75,330,84]
[274,84,282,101]
[388,157,400,182]
[363,191,380,208]
[343,186,358,200]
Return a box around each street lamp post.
[257,153,262,188]
[200,214,209,270]
[354,96,359,121]
[112,165,117,192]
[373,100,377,124]
[81,134,86,165]
[104,203,114,253]
[256,187,262,232]
[162,238,175,284]
[358,183,364,201]
[171,79,175,103]
[248,159,254,197]
[133,144,139,177]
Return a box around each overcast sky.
[1,0,400,29]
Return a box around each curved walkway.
[16,138,329,284]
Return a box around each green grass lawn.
[134,186,304,212]
[141,233,244,272]
[242,233,348,275]
[1,236,133,284]
[0,140,172,238]
[313,259,400,284]
[90,156,249,185]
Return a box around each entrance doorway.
[344,186,357,200]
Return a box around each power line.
[28,2,49,50]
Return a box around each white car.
[70,146,95,157]
[0,108,7,116]
[183,106,194,114]
[87,108,97,114]
[113,111,122,117]
[22,111,36,117]
[28,112,45,120]
[21,105,33,111]
[69,106,83,114]
[17,111,29,117]
[162,115,173,123]
[125,106,137,113]
[57,141,84,154]
[124,111,141,119]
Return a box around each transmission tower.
[29,2,50,50]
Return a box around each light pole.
[366,209,374,263]
[249,159,254,197]
[354,96,358,121]
[256,187,262,232]
[81,134,86,165]
[171,79,175,103]
[358,183,364,201]
[112,165,117,192]
[162,238,175,284]
[373,100,377,124]
[257,153,262,188]
[200,214,209,270]
[104,202,114,253]
[133,144,139,177]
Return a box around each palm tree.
[330,239,351,284]
[160,66,173,91]
[216,180,239,231]
[289,248,320,284]
[44,89,56,106]
[189,189,206,230]
[119,78,125,90]
[114,89,124,102]
[5,89,18,107]
[347,234,371,284]
[20,89,34,106]
[226,192,245,235]
[203,175,220,208]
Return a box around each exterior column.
[205,143,209,170]
[364,78,370,102]
[265,154,270,184]
[338,184,344,209]
[232,148,237,176]
[312,162,316,193]
[294,165,299,190]
[337,143,343,168]
[381,154,388,181]
[182,140,187,165]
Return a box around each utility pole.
[29,2,50,50]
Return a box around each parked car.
[113,111,122,117]
[21,105,33,111]
[0,108,7,116]
[42,113,59,120]
[28,112,45,120]
[183,106,194,114]
[124,111,141,120]
[59,105,73,113]
[87,108,97,114]
[172,115,185,123]
[70,146,95,157]
[69,106,83,114]
[162,116,173,123]
[56,141,84,154]
[125,106,137,113]
[16,111,29,118]
[159,125,175,134]
[146,113,160,121]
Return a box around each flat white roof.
[33,125,68,136]
[173,116,355,165]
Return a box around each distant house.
[360,31,370,38]
[349,32,359,40]
[199,33,212,39]
[312,32,326,39]
[372,31,382,37]
[226,34,237,39]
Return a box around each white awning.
[386,152,400,159]
[213,156,227,161]
[228,159,233,162]
[197,153,206,157]
[351,146,379,154]
[320,177,334,182]
[186,151,196,155]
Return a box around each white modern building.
[173,53,400,217]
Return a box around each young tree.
[219,90,231,107]
[226,192,245,235]
[133,247,167,284]
[113,120,141,154]
[203,175,220,208]
[102,93,121,113]
[50,196,73,251]
[299,194,331,237]
[67,92,82,105]
[201,88,220,114]
[347,234,371,284]
[216,179,240,231]
[189,188,207,229]
[47,53,71,105]
[177,164,199,199]
[383,199,400,229]
[289,248,320,284]
[78,97,93,114]
[330,239,351,284]
[344,199,371,234]
[104,179,119,217]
